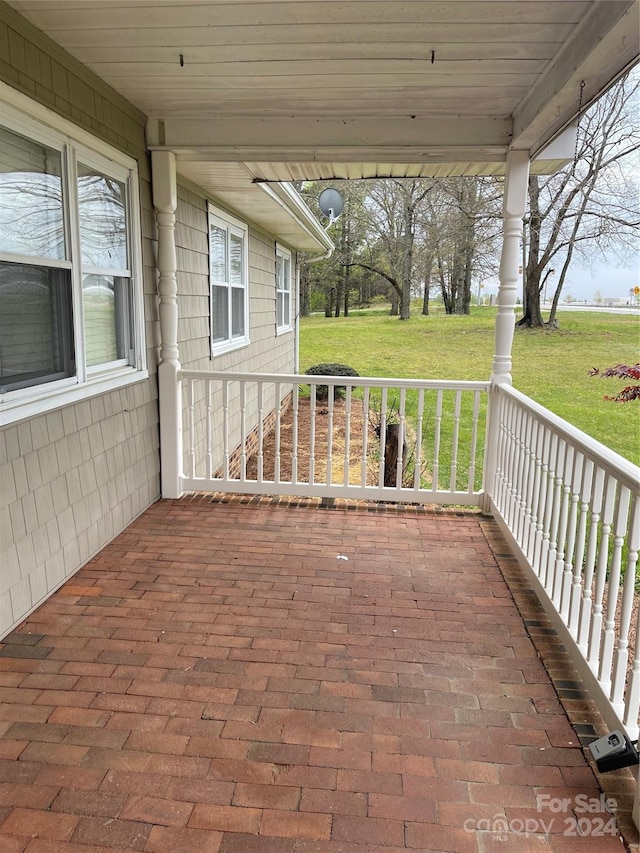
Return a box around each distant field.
[299,307,640,466]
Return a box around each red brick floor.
[0,497,630,852]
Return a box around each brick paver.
[0,497,632,851]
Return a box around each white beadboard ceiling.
[5,0,639,245]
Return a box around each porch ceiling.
[7,0,640,184]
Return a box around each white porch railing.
[488,384,640,822]
[179,370,489,505]
[174,369,639,826]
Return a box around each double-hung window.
[0,98,145,424]
[208,203,249,355]
[276,244,292,333]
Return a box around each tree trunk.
[383,423,407,487]
[390,289,399,315]
[300,263,310,317]
[517,176,545,327]
[422,283,430,315]
[422,252,433,315]
[325,286,334,318]
[399,198,414,320]
[334,279,343,317]
[343,258,351,317]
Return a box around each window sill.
[276,325,293,336]
[0,368,150,427]
[211,336,251,358]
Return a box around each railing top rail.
[179,370,490,393]
[498,383,640,492]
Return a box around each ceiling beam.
[512,0,639,155]
[146,115,513,164]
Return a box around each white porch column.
[491,149,530,384]
[151,150,182,499]
[483,149,530,512]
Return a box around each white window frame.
[208,202,250,356]
[276,243,292,334]
[0,86,147,427]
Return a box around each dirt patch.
[246,396,381,486]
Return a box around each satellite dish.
[318,188,344,226]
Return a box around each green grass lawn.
[299,307,640,466]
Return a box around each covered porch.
[0,495,636,851]
[0,0,638,849]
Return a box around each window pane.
[77,164,127,270]
[284,292,290,326]
[212,285,228,342]
[0,126,65,260]
[0,262,74,392]
[83,274,130,367]
[210,225,226,281]
[276,253,283,287]
[230,233,243,286]
[283,256,291,292]
[277,291,283,328]
[231,287,244,337]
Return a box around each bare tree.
[422,178,501,314]
[520,72,640,328]
[355,179,434,320]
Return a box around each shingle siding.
[0,5,160,637]
[176,187,297,476]
[0,3,299,638]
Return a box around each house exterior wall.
[0,5,300,638]
[0,6,161,638]
[175,182,297,477]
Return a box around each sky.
[561,257,640,302]
[482,254,640,302]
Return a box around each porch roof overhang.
[172,159,335,254]
[5,0,639,193]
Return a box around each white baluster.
[326,385,335,486]
[612,495,639,717]
[522,414,538,553]
[497,393,512,514]
[539,432,558,588]
[568,458,593,636]
[222,380,230,480]
[559,450,581,620]
[344,385,352,487]
[587,475,616,670]
[397,388,406,488]
[599,486,631,691]
[577,466,604,654]
[257,381,264,483]
[467,390,481,495]
[623,596,640,738]
[361,386,370,488]
[506,400,522,530]
[432,389,442,493]
[239,381,247,482]
[187,378,196,479]
[205,379,213,479]
[514,406,530,542]
[531,425,551,573]
[275,381,282,485]
[415,388,425,490]
[551,443,572,608]
[291,383,299,484]
[449,390,461,494]
[378,386,388,488]
[309,384,316,485]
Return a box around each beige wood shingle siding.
[0,10,159,637]
[175,185,296,477]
